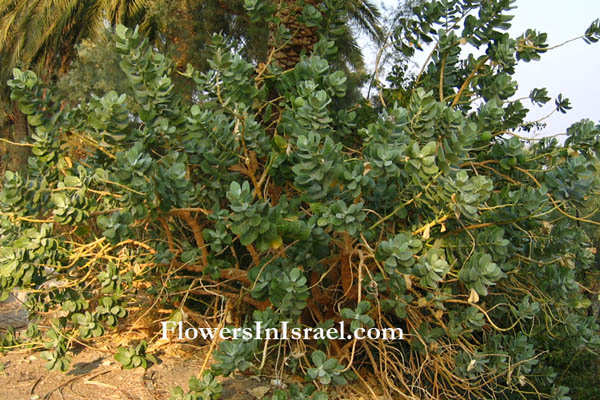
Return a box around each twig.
[196,308,226,379]
[30,376,43,396]
[439,54,447,102]
[175,210,209,268]
[43,369,111,400]
[0,137,33,147]
[451,56,488,107]
[170,207,212,216]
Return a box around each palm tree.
[334,0,384,71]
[0,0,165,80]
[161,0,382,73]
[0,0,162,171]
[268,0,382,70]
[0,0,384,171]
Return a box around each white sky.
[371,0,600,137]
[509,0,600,137]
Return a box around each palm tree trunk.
[270,0,319,69]
[6,109,29,171]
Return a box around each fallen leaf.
[467,359,477,371]
[248,386,271,399]
[422,224,431,239]
[404,274,412,290]
[468,288,479,304]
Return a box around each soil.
[0,347,268,400]
[0,294,376,400]
[0,294,278,400]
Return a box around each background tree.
[0,0,164,172]
[1,0,384,172]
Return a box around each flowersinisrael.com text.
[161,321,403,341]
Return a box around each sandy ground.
[0,294,276,400]
[0,346,270,400]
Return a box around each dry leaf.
[404,274,412,290]
[422,224,431,239]
[248,386,271,399]
[468,288,480,304]
[228,163,250,176]
[467,359,477,372]
[248,150,258,174]
[363,162,372,175]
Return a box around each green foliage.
[114,341,157,370]
[292,133,341,201]
[269,267,310,318]
[377,232,422,274]
[40,320,71,372]
[270,383,328,400]
[211,337,257,376]
[95,296,127,327]
[306,351,348,386]
[0,327,19,352]
[584,18,600,44]
[169,372,223,400]
[226,181,275,249]
[458,252,504,296]
[1,3,600,399]
[71,311,104,338]
[340,301,374,331]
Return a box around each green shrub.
[1,2,600,399]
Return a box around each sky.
[371,0,600,139]
[509,0,600,138]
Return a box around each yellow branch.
[451,56,488,107]
[0,138,33,147]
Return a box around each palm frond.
[346,0,384,43]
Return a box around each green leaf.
[311,351,326,366]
